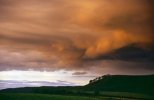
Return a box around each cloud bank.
[0,0,153,75]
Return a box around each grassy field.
[0,93,101,100]
[1,93,153,100]
[100,92,154,100]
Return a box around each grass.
[100,92,154,100]
[0,93,101,100]
[1,93,153,100]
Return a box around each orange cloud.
[0,0,153,74]
[84,30,153,59]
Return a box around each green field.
[0,93,102,100]
[0,93,153,100]
[100,92,154,100]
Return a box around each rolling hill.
[85,75,154,95]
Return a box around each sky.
[0,0,153,89]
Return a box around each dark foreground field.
[0,92,153,100]
[0,93,100,100]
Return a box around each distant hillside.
[85,74,154,95]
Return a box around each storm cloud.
[0,0,153,75]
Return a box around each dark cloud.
[92,44,154,62]
[72,72,87,75]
